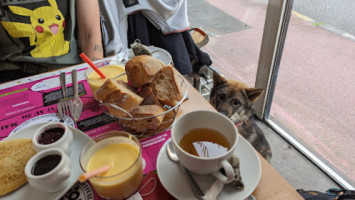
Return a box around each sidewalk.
[187,0,354,190]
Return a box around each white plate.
[1,123,93,200]
[156,137,261,200]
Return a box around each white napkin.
[202,155,244,200]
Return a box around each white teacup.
[25,148,71,193]
[171,110,239,184]
[32,122,73,154]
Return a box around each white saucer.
[156,137,261,200]
[1,123,93,200]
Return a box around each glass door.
[257,0,355,189]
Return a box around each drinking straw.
[79,52,106,79]
[79,165,110,182]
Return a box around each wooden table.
[179,80,303,200]
[0,60,303,199]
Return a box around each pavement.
[187,0,354,191]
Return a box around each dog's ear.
[213,71,227,87]
[245,88,264,102]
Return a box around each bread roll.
[95,79,143,117]
[125,55,164,88]
[119,105,165,133]
[150,65,183,106]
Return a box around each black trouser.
[126,11,212,75]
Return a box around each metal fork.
[57,72,73,122]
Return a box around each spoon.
[166,141,205,199]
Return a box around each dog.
[210,72,272,162]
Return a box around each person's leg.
[127,12,151,47]
[0,70,29,84]
[127,12,193,75]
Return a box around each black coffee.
[32,154,62,175]
[38,128,64,144]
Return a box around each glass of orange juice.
[85,60,127,94]
[79,131,143,199]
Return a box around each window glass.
[269,0,355,186]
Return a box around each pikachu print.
[1,0,70,58]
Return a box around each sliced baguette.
[119,105,165,133]
[95,79,143,117]
[149,66,183,107]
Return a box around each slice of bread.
[125,55,164,88]
[149,66,183,107]
[95,79,143,117]
[0,138,36,196]
[139,84,161,106]
[119,105,165,133]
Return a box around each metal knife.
[71,69,83,122]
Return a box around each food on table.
[95,79,143,117]
[149,65,183,107]
[125,55,164,88]
[94,55,185,134]
[86,64,126,93]
[85,138,143,199]
[37,127,64,145]
[31,154,62,175]
[0,138,36,196]
[139,84,161,106]
[119,105,165,132]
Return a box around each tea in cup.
[79,131,143,199]
[171,110,239,183]
[85,61,127,93]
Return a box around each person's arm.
[76,0,103,61]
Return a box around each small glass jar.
[80,131,143,200]
[85,60,126,94]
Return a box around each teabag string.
[203,155,244,200]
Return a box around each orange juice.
[80,131,143,200]
[86,64,127,93]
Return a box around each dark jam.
[38,128,64,145]
[31,154,62,175]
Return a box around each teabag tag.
[130,39,151,56]
[193,142,228,158]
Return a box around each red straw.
[80,53,106,79]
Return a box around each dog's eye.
[218,94,226,100]
[232,99,241,106]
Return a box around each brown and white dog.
[210,72,272,162]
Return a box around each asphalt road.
[261,0,355,36]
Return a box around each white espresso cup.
[171,110,239,184]
[25,148,71,192]
[32,122,73,154]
